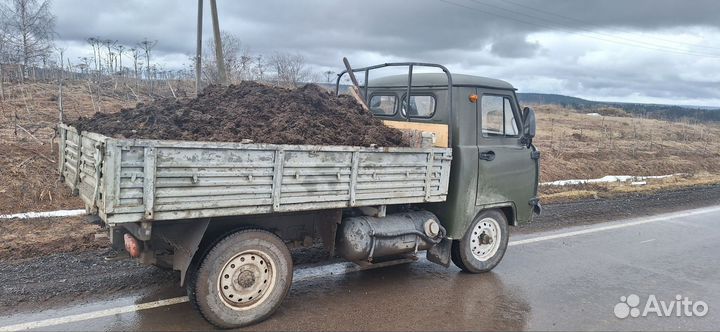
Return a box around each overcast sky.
[53,0,720,106]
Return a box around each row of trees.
[83,37,157,80]
[198,31,320,88]
[81,31,323,88]
[0,0,332,90]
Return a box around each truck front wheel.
[451,209,509,273]
[188,229,293,328]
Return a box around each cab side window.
[481,95,519,137]
[401,95,436,118]
[369,95,397,116]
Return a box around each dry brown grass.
[540,173,720,203]
[533,104,720,182]
[0,80,193,142]
[0,80,189,213]
[1,82,719,212]
[0,216,106,259]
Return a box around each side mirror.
[522,107,536,146]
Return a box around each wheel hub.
[236,270,256,288]
[470,217,501,261]
[478,232,493,245]
[218,251,274,309]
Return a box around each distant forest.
[518,93,720,122]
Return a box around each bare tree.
[55,45,63,71]
[238,47,254,81]
[201,31,244,83]
[113,44,125,74]
[76,58,88,74]
[253,54,265,81]
[0,23,9,99]
[86,36,100,72]
[0,0,56,74]
[102,39,115,73]
[56,46,64,121]
[269,52,312,88]
[138,38,156,79]
[108,51,115,72]
[323,70,334,83]
[129,47,140,79]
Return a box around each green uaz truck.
[58,63,540,328]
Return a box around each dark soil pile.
[71,82,406,147]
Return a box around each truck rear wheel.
[188,229,293,328]
[451,209,509,273]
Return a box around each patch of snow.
[541,174,682,187]
[631,181,647,186]
[586,112,601,116]
[0,209,86,220]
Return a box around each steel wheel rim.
[217,250,276,310]
[470,217,501,261]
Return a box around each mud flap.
[529,197,542,217]
[154,219,210,286]
[427,238,452,267]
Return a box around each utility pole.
[209,0,227,85]
[195,0,203,94]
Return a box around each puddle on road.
[0,260,531,331]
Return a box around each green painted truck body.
[57,65,539,276]
[55,65,541,322]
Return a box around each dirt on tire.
[71,82,406,147]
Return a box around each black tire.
[451,209,509,273]
[188,229,293,329]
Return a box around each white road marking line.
[508,220,657,246]
[2,205,719,331]
[0,297,188,332]
[0,209,85,220]
[639,239,656,244]
[508,206,720,247]
[0,265,352,331]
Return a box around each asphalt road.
[1,206,719,331]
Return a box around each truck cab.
[346,66,541,242]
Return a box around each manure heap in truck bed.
[72,82,406,147]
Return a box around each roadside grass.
[540,173,720,204]
[0,216,106,260]
[0,81,182,214]
[1,82,720,214]
[532,104,720,182]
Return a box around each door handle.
[479,150,495,161]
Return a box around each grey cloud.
[52,0,720,63]
[50,0,720,105]
[490,35,540,58]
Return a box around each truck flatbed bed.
[58,124,452,224]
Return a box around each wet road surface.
[1,206,719,331]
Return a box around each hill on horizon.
[518,93,720,122]
[317,83,719,122]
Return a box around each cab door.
[475,90,537,223]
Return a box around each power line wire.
[439,0,720,58]
[497,0,720,52]
[467,0,720,57]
